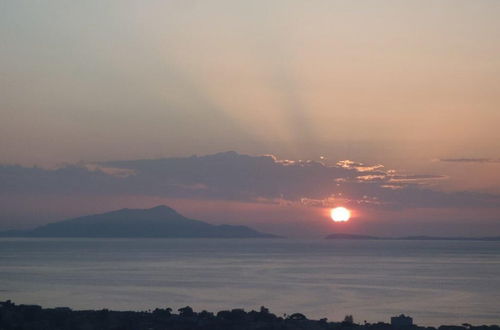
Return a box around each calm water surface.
[0,238,499,326]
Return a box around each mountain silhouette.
[0,206,278,238]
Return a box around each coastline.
[1,300,498,330]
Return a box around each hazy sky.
[1,1,499,236]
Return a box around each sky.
[1,0,499,237]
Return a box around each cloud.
[388,174,447,183]
[440,158,500,163]
[1,151,499,210]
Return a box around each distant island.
[1,300,498,330]
[325,233,500,241]
[0,205,278,238]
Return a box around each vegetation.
[1,300,499,330]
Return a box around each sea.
[0,238,499,326]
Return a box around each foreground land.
[0,301,498,330]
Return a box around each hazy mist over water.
[1,238,499,326]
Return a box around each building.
[391,314,413,327]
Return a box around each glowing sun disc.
[331,207,351,222]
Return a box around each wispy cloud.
[440,158,500,163]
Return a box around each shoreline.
[1,300,498,330]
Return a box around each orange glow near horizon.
[331,207,351,222]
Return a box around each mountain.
[325,233,500,241]
[0,206,278,238]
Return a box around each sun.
[330,207,351,222]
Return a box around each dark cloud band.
[1,152,499,209]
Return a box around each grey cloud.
[388,174,447,182]
[1,151,499,209]
[440,158,500,163]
